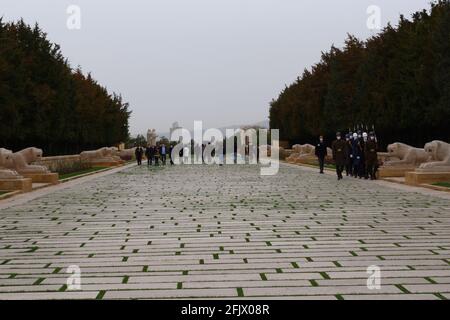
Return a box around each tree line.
[0,19,131,155]
[269,0,450,149]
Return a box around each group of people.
[134,144,174,166]
[134,142,256,166]
[315,131,379,181]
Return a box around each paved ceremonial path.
[1,163,450,300]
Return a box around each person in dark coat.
[135,146,144,166]
[145,146,153,166]
[364,132,379,180]
[154,146,160,166]
[345,134,353,176]
[315,135,327,174]
[168,145,174,165]
[332,132,347,180]
[359,132,368,179]
[160,144,167,165]
[351,133,362,178]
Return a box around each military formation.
[316,129,379,181]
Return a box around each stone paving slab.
[1,163,450,299]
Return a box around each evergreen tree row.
[269,0,450,149]
[0,19,131,155]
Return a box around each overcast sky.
[1,0,431,135]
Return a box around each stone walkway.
[0,163,450,300]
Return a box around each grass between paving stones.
[96,290,106,300]
[395,284,411,294]
[433,181,450,188]
[5,162,450,299]
[434,293,447,300]
[0,191,9,196]
[59,166,108,180]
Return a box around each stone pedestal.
[378,166,416,178]
[295,156,318,165]
[22,172,59,185]
[405,171,450,186]
[89,161,122,167]
[0,178,32,192]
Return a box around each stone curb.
[0,190,21,201]
[59,167,116,183]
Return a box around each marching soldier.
[332,132,347,180]
[361,132,369,179]
[365,132,379,180]
[351,132,362,178]
[345,133,352,176]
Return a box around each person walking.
[351,133,362,178]
[365,132,379,180]
[145,146,152,166]
[345,134,353,176]
[315,135,327,174]
[154,147,160,166]
[160,144,167,165]
[168,145,174,165]
[332,132,347,180]
[360,132,369,179]
[135,146,144,166]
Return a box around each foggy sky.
[1,0,431,135]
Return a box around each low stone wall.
[34,155,90,173]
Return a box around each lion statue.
[80,147,110,161]
[292,144,315,155]
[119,147,136,160]
[105,147,123,162]
[287,144,316,162]
[3,147,50,174]
[80,147,123,164]
[419,140,450,171]
[383,142,429,167]
[0,148,23,179]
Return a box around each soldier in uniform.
[360,132,369,179]
[351,133,361,178]
[364,132,379,180]
[345,133,353,176]
[332,132,347,180]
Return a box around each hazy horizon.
[1,0,431,135]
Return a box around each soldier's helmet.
[336,131,341,136]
